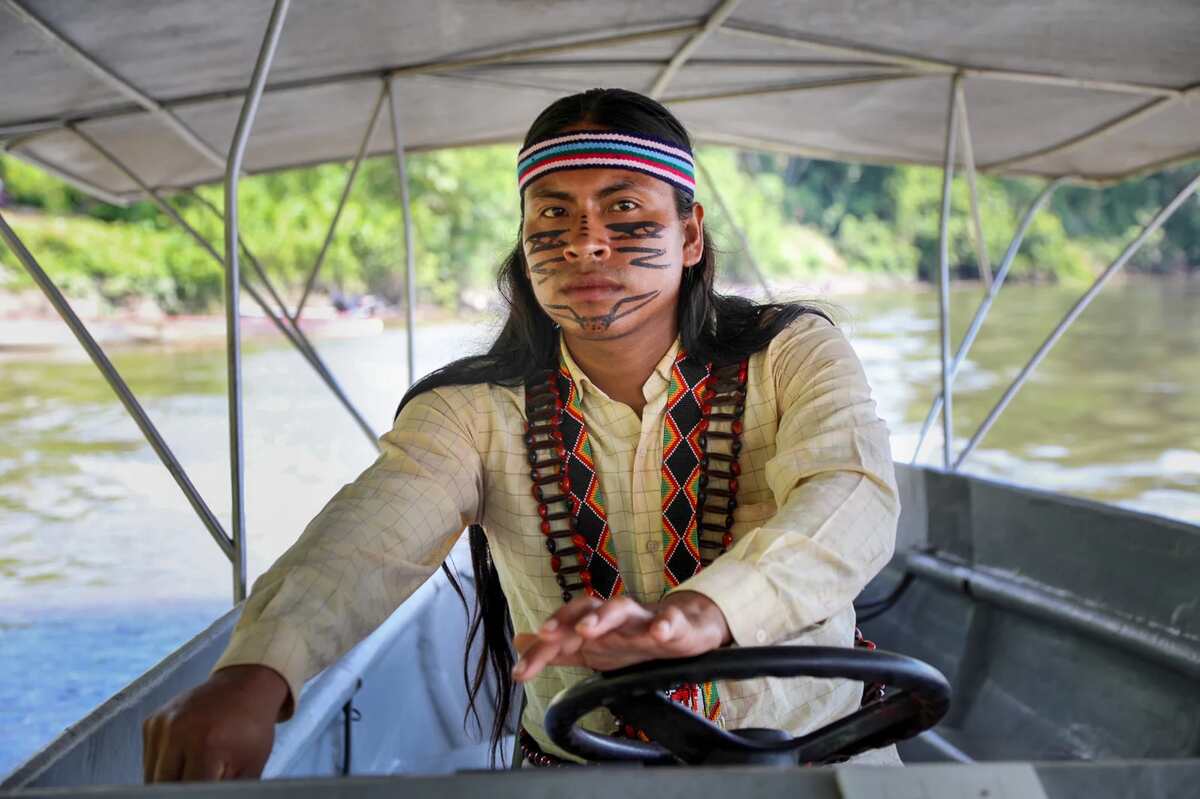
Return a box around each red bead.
[731,462,741,476]
[550,555,562,572]
[576,551,589,565]
[540,520,551,534]
[697,418,709,433]
[531,485,543,501]
[555,399,564,412]
[722,533,734,548]
[571,534,587,549]
[579,570,593,586]
[559,477,572,493]
[552,429,564,442]
[732,420,743,435]
[538,505,549,520]
[729,479,738,492]
[737,365,748,383]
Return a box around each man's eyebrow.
[529,186,573,201]
[596,179,637,199]
[529,178,641,202]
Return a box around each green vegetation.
[1,146,1196,314]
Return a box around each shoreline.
[2,271,1188,356]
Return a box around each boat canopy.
[3,0,1199,204]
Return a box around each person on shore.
[141,87,900,780]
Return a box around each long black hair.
[394,88,824,765]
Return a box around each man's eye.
[540,207,566,218]
[612,200,638,212]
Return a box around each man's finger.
[575,597,653,639]
[151,738,185,783]
[142,717,160,784]
[650,605,687,643]
[538,596,600,640]
[513,634,565,682]
[180,749,227,783]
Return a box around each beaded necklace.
[523,350,749,730]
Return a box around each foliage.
[1,143,1196,314]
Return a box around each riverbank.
[0,269,916,354]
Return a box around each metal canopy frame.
[4,4,1198,188]
[0,1,1198,605]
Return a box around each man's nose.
[563,218,611,262]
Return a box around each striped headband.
[517,131,695,197]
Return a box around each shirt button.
[755,629,768,644]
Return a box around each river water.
[2,279,1198,774]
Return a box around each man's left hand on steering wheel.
[512,592,731,682]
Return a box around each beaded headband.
[517,131,695,197]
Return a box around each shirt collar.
[558,334,681,404]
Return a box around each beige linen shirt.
[214,313,900,762]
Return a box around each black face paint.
[615,246,669,270]
[607,221,665,240]
[544,290,660,334]
[525,229,568,255]
[530,255,566,284]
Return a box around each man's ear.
[682,202,705,268]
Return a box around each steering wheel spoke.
[608,692,736,764]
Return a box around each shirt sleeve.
[211,385,484,719]
[669,315,899,646]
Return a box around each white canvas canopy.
[3,0,1199,204]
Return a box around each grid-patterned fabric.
[213,314,900,763]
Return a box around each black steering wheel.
[543,646,950,766]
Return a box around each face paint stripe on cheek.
[525,229,568,255]
[615,246,669,269]
[530,255,566,284]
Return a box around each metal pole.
[4,0,226,170]
[388,79,419,388]
[693,155,775,301]
[936,76,961,470]
[293,82,389,322]
[955,83,992,288]
[224,0,290,604]
[911,177,1067,464]
[0,212,234,561]
[648,0,743,99]
[955,171,1200,469]
[69,127,378,454]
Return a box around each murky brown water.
[1,280,1197,608]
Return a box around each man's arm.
[668,315,898,646]
[143,386,484,781]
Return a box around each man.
[142,88,899,780]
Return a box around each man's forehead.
[525,168,667,200]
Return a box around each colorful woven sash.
[524,351,749,726]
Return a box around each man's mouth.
[560,278,623,301]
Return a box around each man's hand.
[141,664,289,783]
[511,591,732,683]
